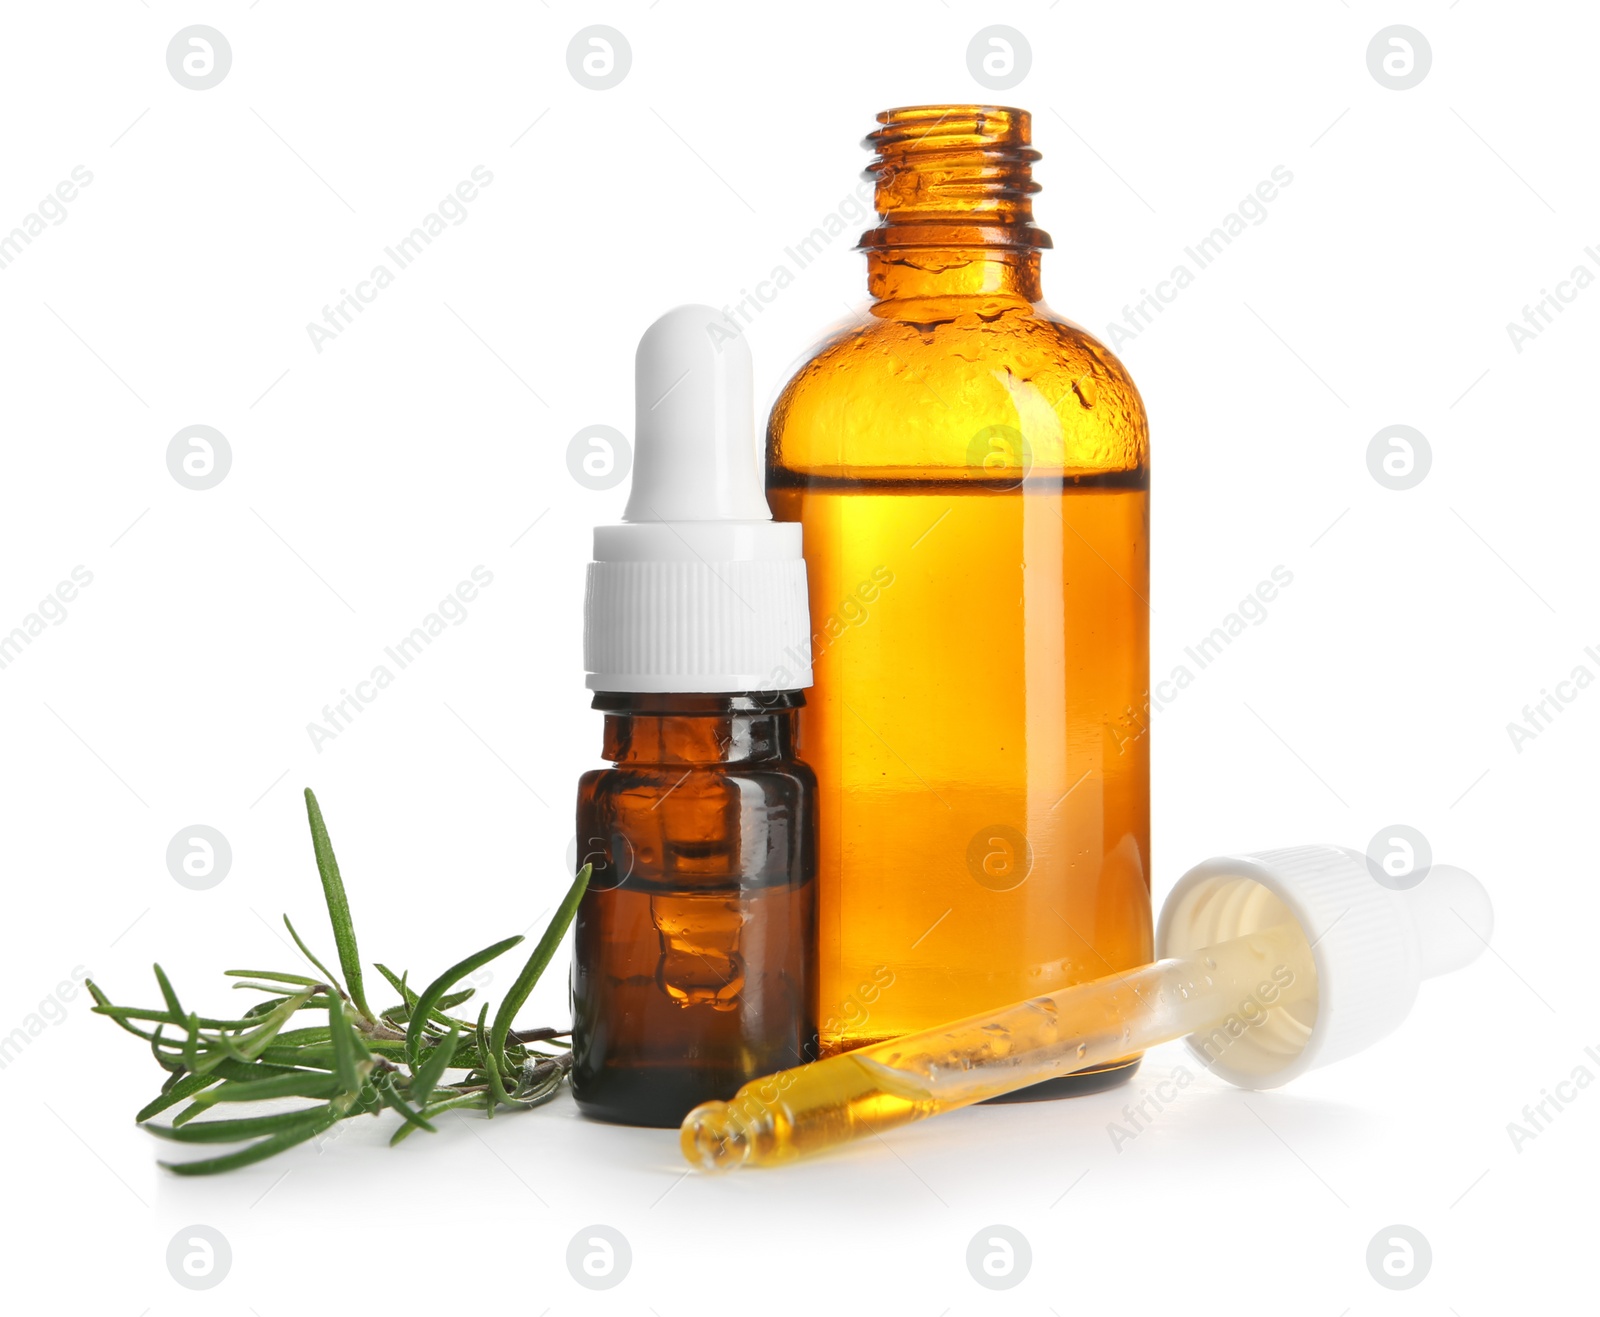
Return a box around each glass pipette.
[681,846,1492,1171]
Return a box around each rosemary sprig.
[88,788,589,1175]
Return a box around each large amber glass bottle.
[767,106,1151,1095]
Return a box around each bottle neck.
[593,691,802,766]
[865,247,1042,303]
[858,104,1050,305]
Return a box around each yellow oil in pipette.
[681,921,1316,1170]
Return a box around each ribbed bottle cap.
[583,305,813,694]
[1157,845,1492,1089]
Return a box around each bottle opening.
[858,104,1052,251]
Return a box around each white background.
[1,2,1593,1312]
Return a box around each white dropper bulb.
[625,305,770,524]
[1393,861,1495,978]
[583,305,812,694]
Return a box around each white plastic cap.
[584,305,813,694]
[1156,844,1493,1089]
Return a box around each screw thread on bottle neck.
[858,105,1049,301]
[858,105,1052,253]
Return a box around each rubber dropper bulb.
[1388,862,1495,978]
[625,305,770,524]
[583,303,812,694]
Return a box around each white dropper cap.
[583,305,813,694]
[1157,844,1494,1088]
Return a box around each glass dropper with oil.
[681,847,1492,1171]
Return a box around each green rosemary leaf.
[327,994,360,1092]
[214,1057,315,1082]
[241,992,331,1021]
[374,962,409,1004]
[241,995,291,1020]
[138,1072,223,1122]
[135,1057,311,1124]
[376,963,479,1031]
[375,967,421,1030]
[188,990,315,1077]
[181,1012,202,1072]
[282,914,344,1000]
[224,969,322,986]
[409,1024,459,1107]
[89,1003,267,1032]
[237,992,314,1057]
[391,1089,487,1146]
[180,1071,343,1117]
[349,1017,374,1062]
[405,936,523,1069]
[475,1003,511,1108]
[257,1040,408,1071]
[152,965,183,1018]
[272,1026,334,1048]
[160,1117,338,1175]
[377,1075,435,1134]
[206,1032,250,1065]
[302,788,372,1021]
[489,866,590,1064]
[149,1025,183,1074]
[86,981,158,1043]
[147,1107,332,1144]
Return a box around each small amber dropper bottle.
[767,106,1152,1096]
[571,305,818,1127]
